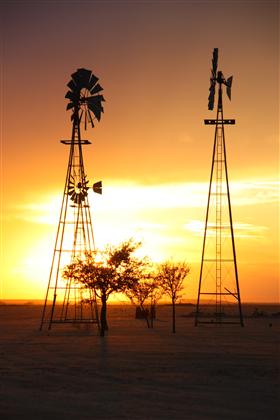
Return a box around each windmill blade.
[70,71,81,86]
[208,91,215,110]
[87,98,104,111]
[77,68,92,81]
[71,68,92,89]
[79,110,84,124]
[68,182,75,189]
[208,80,216,110]
[88,73,99,91]
[226,76,233,100]
[84,110,88,130]
[74,193,81,204]
[87,109,95,128]
[67,80,76,91]
[88,104,101,121]
[207,48,218,110]
[79,192,86,201]
[65,91,74,100]
[65,90,80,102]
[66,102,74,110]
[88,102,104,116]
[90,83,103,95]
[76,194,83,204]
[212,48,218,78]
[87,96,105,121]
[87,94,105,119]
[68,186,75,193]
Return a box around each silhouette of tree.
[126,277,163,328]
[149,279,164,328]
[157,261,190,333]
[63,240,144,336]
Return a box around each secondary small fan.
[67,174,89,204]
[65,68,105,129]
[208,48,233,110]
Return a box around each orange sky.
[1,1,279,302]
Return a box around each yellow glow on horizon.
[1,177,278,302]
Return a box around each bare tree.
[126,279,152,327]
[63,240,144,336]
[149,279,164,328]
[126,277,163,328]
[157,261,190,333]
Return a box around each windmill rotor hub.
[67,175,89,204]
[216,71,225,84]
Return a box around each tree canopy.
[62,239,147,335]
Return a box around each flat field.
[0,303,279,419]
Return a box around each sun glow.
[1,177,278,302]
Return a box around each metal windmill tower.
[195,49,244,326]
[40,68,104,330]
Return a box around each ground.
[0,303,279,419]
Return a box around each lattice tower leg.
[195,93,243,326]
[40,119,100,331]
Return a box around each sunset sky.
[1,0,279,302]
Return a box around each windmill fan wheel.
[65,68,105,129]
[67,175,89,204]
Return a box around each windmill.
[195,49,244,326]
[40,68,104,331]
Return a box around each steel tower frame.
[195,80,244,326]
[40,108,100,331]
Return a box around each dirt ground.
[0,303,279,419]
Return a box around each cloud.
[6,178,279,226]
[7,194,61,225]
[97,178,279,211]
[185,220,269,239]
[230,180,279,206]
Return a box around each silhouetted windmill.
[40,68,104,330]
[195,49,244,326]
